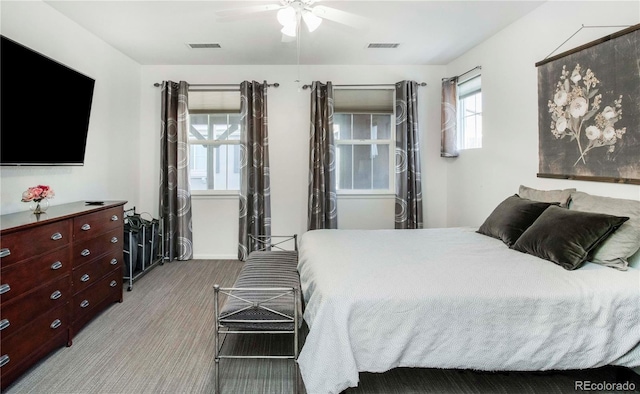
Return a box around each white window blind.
[334,89,394,113]
[458,75,481,99]
[188,90,241,113]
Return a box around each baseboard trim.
[193,254,238,260]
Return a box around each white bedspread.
[296,228,640,394]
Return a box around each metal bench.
[213,235,301,393]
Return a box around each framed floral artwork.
[536,24,640,184]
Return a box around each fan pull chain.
[296,13,302,92]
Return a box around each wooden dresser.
[0,200,126,390]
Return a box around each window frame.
[456,74,482,150]
[188,111,241,196]
[334,111,395,196]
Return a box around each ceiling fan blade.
[214,4,283,19]
[311,5,369,30]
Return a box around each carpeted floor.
[5,259,639,394]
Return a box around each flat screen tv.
[1,35,95,166]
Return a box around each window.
[333,89,394,193]
[188,90,241,191]
[334,113,393,191]
[457,75,482,150]
[189,113,240,191]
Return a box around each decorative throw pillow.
[569,191,640,270]
[629,250,640,270]
[477,195,558,247]
[518,185,576,208]
[511,206,629,270]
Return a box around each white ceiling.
[43,0,546,65]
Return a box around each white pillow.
[518,185,576,208]
[569,191,640,270]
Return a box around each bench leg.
[294,288,299,394]
[214,285,221,394]
[215,358,220,394]
[294,361,300,394]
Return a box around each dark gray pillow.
[511,206,629,270]
[477,195,558,247]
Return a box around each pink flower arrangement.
[21,185,55,202]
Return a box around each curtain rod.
[442,66,482,82]
[301,82,427,90]
[153,82,280,89]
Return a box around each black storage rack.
[123,207,163,291]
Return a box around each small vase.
[29,199,49,214]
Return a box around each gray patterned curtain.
[395,80,423,229]
[238,81,271,261]
[160,81,193,261]
[441,77,459,157]
[308,81,337,230]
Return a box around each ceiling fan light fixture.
[281,24,297,37]
[277,7,297,27]
[302,10,322,32]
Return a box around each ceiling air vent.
[188,43,222,49]
[367,43,400,49]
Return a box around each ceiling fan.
[214,0,368,39]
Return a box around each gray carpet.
[5,260,639,394]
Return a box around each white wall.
[139,65,446,258]
[7,1,637,260]
[0,1,141,215]
[444,1,640,227]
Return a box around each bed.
[296,191,640,394]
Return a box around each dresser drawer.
[0,247,72,304]
[0,328,68,391]
[0,275,71,338]
[73,228,122,267]
[0,220,71,267]
[72,270,121,323]
[0,304,69,377]
[73,206,123,242]
[73,251,122,295]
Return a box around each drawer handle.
[50,319,62,329]
[110,258,118,265]
[81,249,91,257]
[0,248,10,258]
[81,223,91,231]
[50,290,62,300]
[80,300,90,308]
[81,274,90,282]
[51,261,63,270]
[0,319,10,331]
[51,232,63,241]
[111,237,118,244]
[110,280,117,288]
[0,284,10,295]
[111,215,119,221]
[0,354,9,368]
